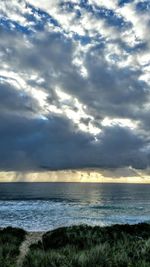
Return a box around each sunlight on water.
[0,183,150,231]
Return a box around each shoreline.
[1,220,150,233]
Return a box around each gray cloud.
[0,0,150,172]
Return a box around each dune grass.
[0,227,26,267]
[23,223,150,267]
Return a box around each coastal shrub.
[42,223,150,250]
[42,224,100,250]
[20,224,150,267]
[0,227,26,267]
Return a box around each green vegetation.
[1,224,150,267]
[0,227,26,267]
[23,223,150,267]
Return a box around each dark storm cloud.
[0,97,149,171]
[0,112,92,171]
[0,80,39,114]
[96,126,148,169]
[0,0,150,172]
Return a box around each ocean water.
[0,182,150,231]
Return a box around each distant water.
[0,182,150,231]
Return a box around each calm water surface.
[0,182,150,231]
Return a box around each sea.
[0,182,150,231]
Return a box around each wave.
[90,205,144,211]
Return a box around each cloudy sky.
[0,0,150,182]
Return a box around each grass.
[0,227,26,267]
[0,224,150,267]
[22,223,150,267]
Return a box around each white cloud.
[88,0,118,10]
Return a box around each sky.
[0,0,150,182]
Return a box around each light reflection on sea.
[0,183,150,231]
